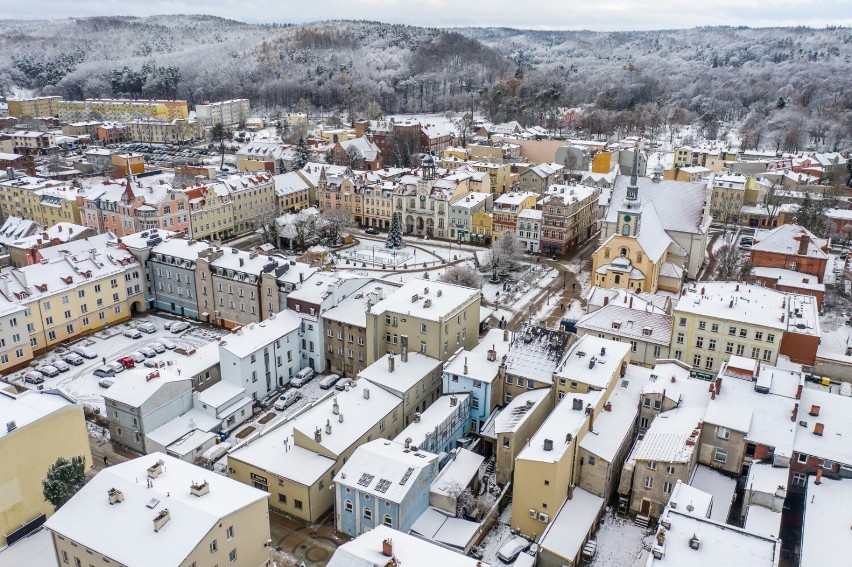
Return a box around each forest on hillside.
[0,16,850,151]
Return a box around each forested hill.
[1,17,850,149]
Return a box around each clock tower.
[617,145,642,237]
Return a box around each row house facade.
[491,191,538,242]
[449,192,492,243]
[220,173,276,234]
[0,176,83,228]
[81,178,190,237]
[540,184,600,256]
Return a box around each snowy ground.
[589,508,652,567]
[2,314,222,414]
[478,502,514,565]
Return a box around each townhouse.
[449,191,491,243]
[516,208,542,252]
[576,303,673,367]
[6,222,96,267]
[519,162,563,194]
[359,181,395,230]
[220,172,276,234]
[492,388,552,487]
[540,183,599,256]
[361,350,444,428]
[748,224,829,305]
[393,393,472,456]
[672,282,820,376]
[502,325,574,402]
[81,176,190,237]
[491,191,538,242]
[185,181,235,241]
[272,170,313,212]
[0,389,91,547]
[365,279,481,365]
[227,380,403,523]
[236,141,294,174]
[0,175,83,227]
[45,453,272,567]
[125,118,201,144]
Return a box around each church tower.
[617,145,642,237]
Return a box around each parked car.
[162,321,173,330]
[23,371,45,384]
[72,346,98,359]
[497,536,530,563]
[149,342,166,354]
[159,338,177,349]
[51,360,70,373]
[93,366,116,378]
[289,368,315,388]
[335,378,353,391]
[137,322,157,334]
[144,359,161,369]
[37,365,60,378]
[274,390,302,411]
[365,227,379,235]
[128,351,146,363]
[107,361,125,374]
[117,356,136,369]
[98,379,115,388]
[319,374,342,390]
[139,347,157,358]
[123,328,142,339]
[62,353,85,366]
[170,321,190,333]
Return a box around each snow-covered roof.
[744,505,782,540]
[636,203,676,263]
[607,176,709,235]
[44,453,268,567]
[150,237,211,261]
[340,137,380,162]
[218,311,300,358]
[360,352,443,396]
[494,389,550,435]
[504,325,573,383]
[287,271,367,306]
[443,328,512,384]
[801,475,852,567]
[409,507,481,551]
[154,341,220,378]
[37,233,115,261]
[517,208,542,221]
[675,282,819,336]
[103,368,191,408]
[369,278,480,322]
[793,388,852,466]
[669,480,713,519]
[145,410,220,448]
[393,393,469,449]
[585,286,671,314]
[11,225,88,252]
[195,381,245,409]
[494,191,537,208]
[0,527,57,567]
[689,465,736,523]
[554,335,631,390]
[327,525,488,567]
[451,191,489,209]
[541,183,597,207]
[752,224,828,259]
[538,487,604,562]
[580,364,649,461]
[518,390,602,464]
[272,171,311,197]
[0,389,76,441]
[229,381,401,485]
[749,267,825,292]
[321,281,398,326]
[430,448,484,499]
[746,463,789,497]
[334,439,438,504]
[577,304,674,347]
[211,247,278,274]
[651,508,780,566]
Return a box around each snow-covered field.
[2,314,223,413]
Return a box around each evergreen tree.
[43,455,87,511]
[294,137,311,170]
[210,122,231,170]
[386,212,404,249]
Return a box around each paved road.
[87,430,139,476]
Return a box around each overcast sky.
[7,0,852,30]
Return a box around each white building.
[218,310,301,399]
[195,99,251,128]
[516,208,542,252]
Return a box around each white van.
[319,374,341,390]
[290,368,315,388]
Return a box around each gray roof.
[607,176,709,235]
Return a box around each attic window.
[612,321,622,330]
[642,327,653,336]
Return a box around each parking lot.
[1,314,226,413]
[108,142,217,168]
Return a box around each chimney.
[796,383,803,400]
[299,272,304,284]
[450,395,458,407]
[809,405,820,416]
[503,329,509,342]
[588,359,596,369]
[701,287,705,295]
[190,480,209,497]
[791,403,799,422]
[108,488,124,505]
[711,389,716,400]
[363,388,370,400]
[798,233,810,256]
[735,284,740,291]
[404,437,412,449]
[487,346,497,362]
[671,375,677,383]
[388,352,395,373]
[813,422,824,436]
[314,427,322,443]
[572,398,583,411]
[339,412,344,423]
[147,459,164,478]
[586,405,595,433]
[526,399,535,408]
[715,378,722,395]
[815,467,823,485]
[325,419,332,435]
[153,509,171,532]
[600,346,606,356]
[333,399,339,415]
[464,357,468,374]
[382,538,394,557]
[729,299,734,308]
[603,296,609,306]
[604,402,612,412]
[543,439,553,451]
[414,412,421,423]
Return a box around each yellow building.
[228,380,403,523]
[360,182,395,229]
[0,389,92,547]
[443,146,469,161]
[111,153,145,177]
[58,99,188,122]
[491,191,539,243]
[125,118,200,144]
[0,247,145,359]
[471,208,492,244]
[315,128,355,144]
[272,171,313,212]
[7,96,63,118]
[220,172,276,234]
[186,182,235,242]
[366,278,481,365]
[0,177,84,227]
[471,161,512,194]
[45,453,272,567]
[591,151,613,174]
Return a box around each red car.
[117,356,136,369]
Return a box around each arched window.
[637,252,643,263]
[621,223,630,236]
[615,275,621,284]
[620,248,628,257]
[604,248,610,259]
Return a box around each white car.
[123,329,142,339]
[98,378,115,388]
[497,536,530,563]
[139,347,157,358]
[128,352,147,363]
[159,338,177,349]
[170,322,190,334]
[51,360,70,373]
[274,391,302,411]
[137,322,157,333]
[149,342,167,354]
[38,365,61,378]
[107,361,125,374]
[23,371,45,384]
[72,346,98,359]
[62,353,85,366]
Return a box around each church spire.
[626,143,639,202]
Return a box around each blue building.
[147,237,212,319]
[394,393,472,458]
[333,440,439,537]
[442,328,511,433]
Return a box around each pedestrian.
[103,455,108,466]
[561,303,565,311]
[102,356,106,365]
[572,283,576,290]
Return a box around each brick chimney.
[814,467,823,485]
[798,233,810,256]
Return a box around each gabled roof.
[577,304,673,346]
[607,176,709,235]
[751,224,828,259]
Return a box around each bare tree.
[714,244,751,281]
[318,208,355,246]
[763,183,783,228]
[441,265,481,288]
[485,231,522,280]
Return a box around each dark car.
[365,227,379,235]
